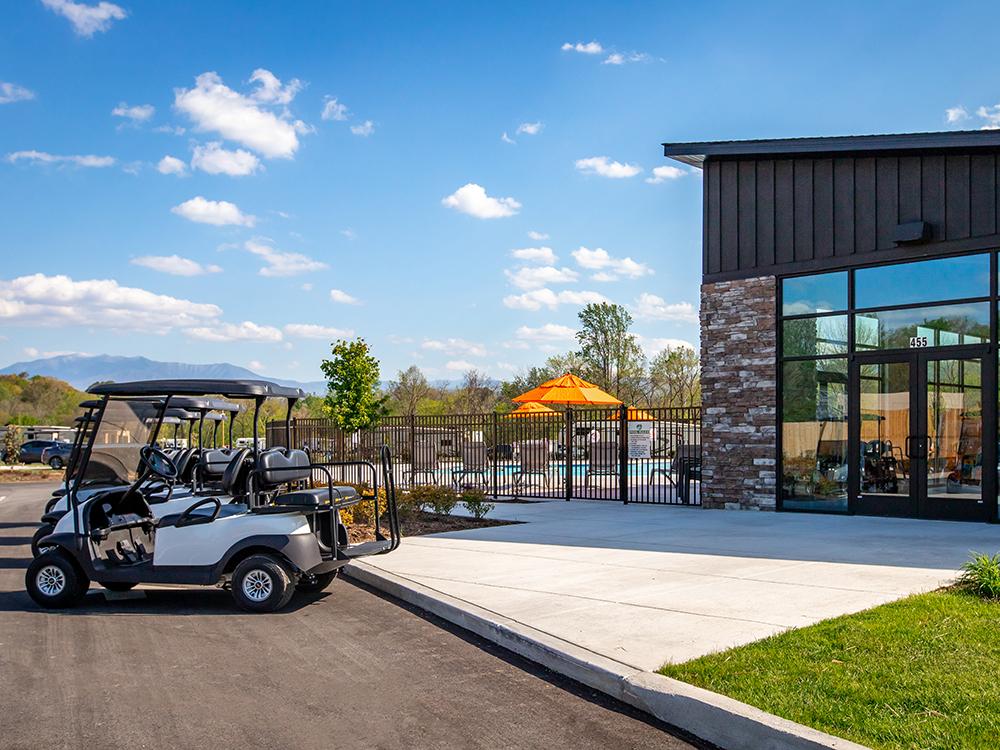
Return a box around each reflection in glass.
[782,272,848,316]
[854,302,991,351]
[927,358,983,500]
[855,253,990,310]
[782,316,849,357]
[781,358,848,511]
[859,362,910,496]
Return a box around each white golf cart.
[27,379,400,612]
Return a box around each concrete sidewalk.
[355,501,1000,670]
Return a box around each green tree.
[388,365,432,416]
[452,369,500,414]
[575,302,646,401]
[320,338,387,431]
[3,424,21,463]
[648,346,701,407]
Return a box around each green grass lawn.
[658,591,1000,750]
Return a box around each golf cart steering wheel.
[139,445,178,481]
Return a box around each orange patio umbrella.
[513,373,622,406]
[503,402,560,418]
[605,406,655,421]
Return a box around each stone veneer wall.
[700,275,777,510]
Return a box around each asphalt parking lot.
[0,482,702,750]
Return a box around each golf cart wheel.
[101,581,138,592]
[296,569,339,593]
[48,456,64,470]
[231,554,295,613]
[26,551,88,608]
[30,523,55,557]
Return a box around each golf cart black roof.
[165,396,242,413]
[88,379,303,400]
[78,399,104,410]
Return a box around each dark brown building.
[664,131,1000,522]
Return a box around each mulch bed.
[0,469,64,483]
[347,511,516,543]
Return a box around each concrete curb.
[345,561,871,750]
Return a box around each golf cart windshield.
[82,399,158,485]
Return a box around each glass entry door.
[850,348,991,520]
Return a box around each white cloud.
[603,51,650,66]
[505,265,578,290]
[174,71,303,159]
[186,320,283,343]
[131,255,222,276]
[527,230,549,241]
[191,141,261,176]
[501,131,516,144]
[339,228,357,240]
[249,68,302,105]
[603,53,625,65]
[503,288,607,311]
[976,105,1000,129]
[445,359,477,372]
[442,183,521,219]
[571,246,652,280]
[516,121,542,135]
[112,102,154,122]
[515,323,577,342]
[243,238,327,277]
[23,347,88,359]
[41,0,126,37]
[511,246,557,265]
[154,124,186,136]
[283,323,354,339]
[575,156,642,178]
[330,288,360,305]
[172,196,256,227]
[645,165,691,184]
[301,282,313,291]
[248,360,265,372]
[157,155,187,175]
[0,273,220,331]
[422,338,487,357]
[946,106,969,124]
[632,293,698,322]
[0,82,35,104]
[350,120,375,137]
[640,336,696,356]
[561,41,603,55]
[321,96,349,121]
[7,150,115,168]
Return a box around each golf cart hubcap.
[243,570,273,601]
[36,565,66,596]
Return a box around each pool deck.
[353,500,1000,670]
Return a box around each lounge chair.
[585,442,619,489]
[514,440,550,491]
[452,442,490,489]
[649,443,701,500]
[407,441,439,485]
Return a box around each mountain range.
[0,354,328,394]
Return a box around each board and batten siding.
[703,151,1000,281]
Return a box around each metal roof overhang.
[87,379,304,400]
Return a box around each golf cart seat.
[273,486,360,508]
[255,448,362,511]
[200,448,234,480]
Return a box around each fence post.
[565,407,573,501]
[492,412,499,499]
[408,413,416,479]
[619,405,628,504]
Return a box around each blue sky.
[2,0,999,383]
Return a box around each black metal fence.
[266,406,701,505]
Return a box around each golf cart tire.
[26,551,89,609]
[30,523,55,558]
[101,581,138,592]
[231,554,296,612]
[296,569,339,593]
[48,456,64,470]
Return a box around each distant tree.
[3,424,21,463]
[453,369,501,414]
[648,347,701,407]
[0,374,87,426]
[575,302,646,401]
[388,365,432,416]
[320,338,387,431]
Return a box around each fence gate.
[267,406,700,505]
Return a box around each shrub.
[461,488,494,520]
[3,425,21,464]
[406,484,459,515]
[957,552,1000,599]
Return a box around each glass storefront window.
[782,271,848,316]
[783,316,849,357]
[781,358,848,512]
[854,302,991,351]
[855,253,990,310]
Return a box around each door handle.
[906,436,927,459]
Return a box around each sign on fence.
[626,421,653,459]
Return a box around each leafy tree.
[320,338,387,431]
[3,424,21,463]
[575,302,646,401]
[452,369,500,414]
[388,365,432,416]
[648,346,701,407]
[0,374,87,426]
